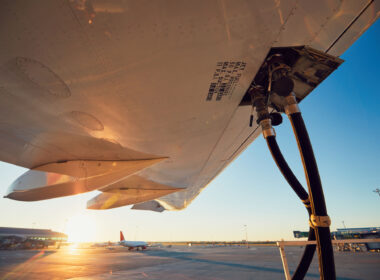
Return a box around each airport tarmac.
[0,246,379,279]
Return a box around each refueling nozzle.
[248,85,267,127]
[267,54,294,97]
[248,84,283,130]
[249,85,269,124]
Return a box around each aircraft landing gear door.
[244,46,342,280]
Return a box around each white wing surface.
[1,0,378,210]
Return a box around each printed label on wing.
[206,62,246,101]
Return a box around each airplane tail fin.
[120,231,125,241]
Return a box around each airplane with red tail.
[119,231,147,251]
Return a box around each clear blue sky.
[0,21,379,242]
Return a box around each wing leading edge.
[5,159,166,201]
[1,0,378,211]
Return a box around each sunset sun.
[65,213,97,243]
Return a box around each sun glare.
[65,213,97,243]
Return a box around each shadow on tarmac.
[140,249,360,280]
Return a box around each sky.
[0,21,379,243]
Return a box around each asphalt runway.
[0,246,379,279]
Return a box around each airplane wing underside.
[1,0,378,210]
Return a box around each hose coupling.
[284,94,300,115]
[260,118,276,138]
[309,214,331,228]
[249,85,270,126]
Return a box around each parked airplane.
[119,231,147,251]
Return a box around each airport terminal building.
[0,227,67,249]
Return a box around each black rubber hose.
[266,135,316,279]
[266,136,308,201]
[288,112,336,279]
[292,218,317,279]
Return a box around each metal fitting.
[284,94,300,115]
[260,118,276,138]
[249,85,270,124]
[309,214,331,228]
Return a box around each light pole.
[243,225,248,248]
